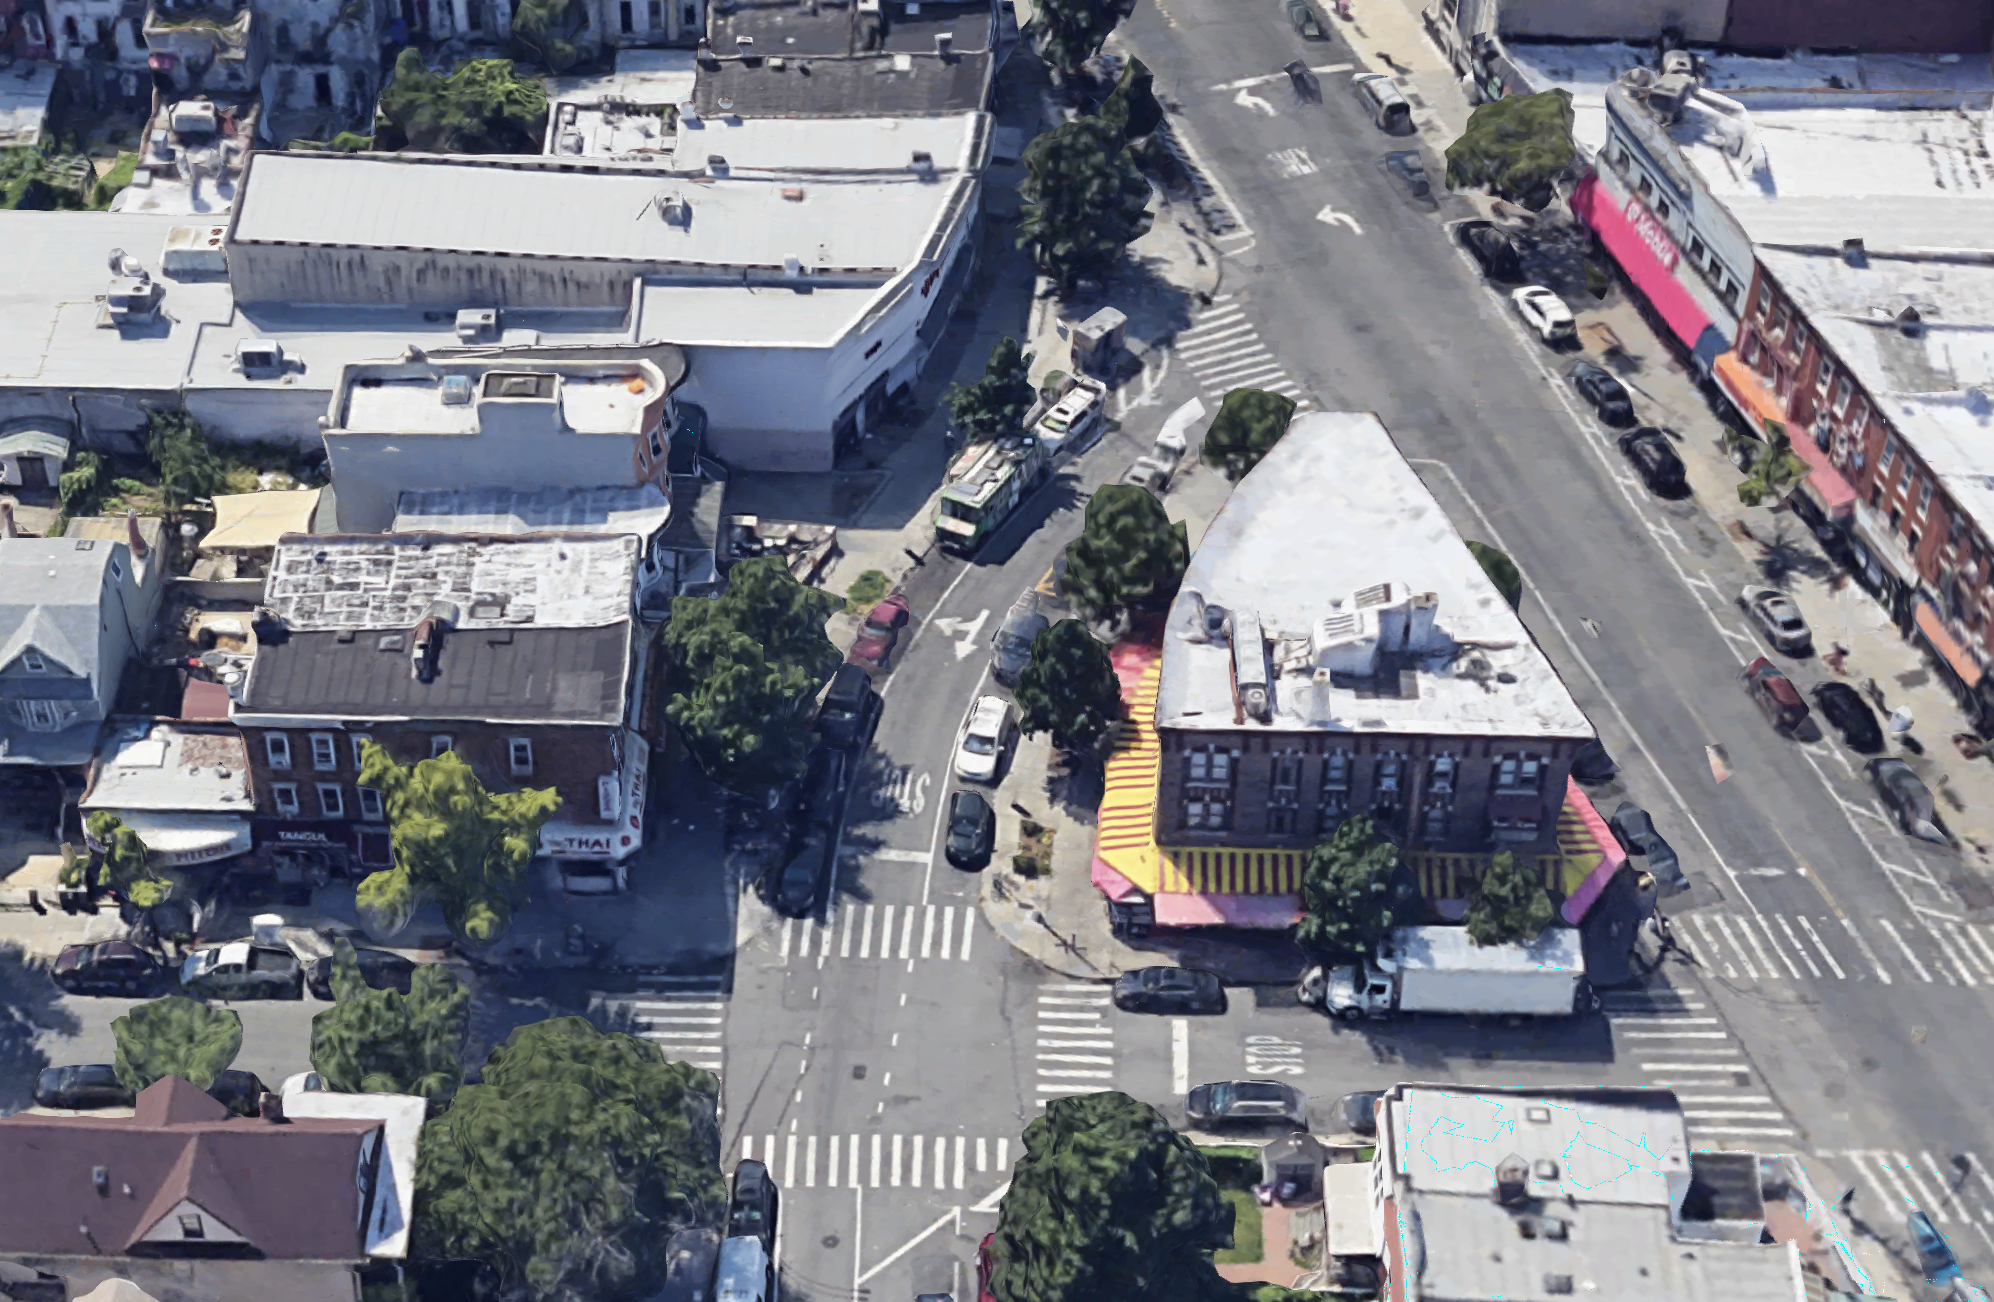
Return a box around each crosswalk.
[739,1131,1013,1191]
[1602,985,1798,1149]
[592,975,726,1082]
[774,903,977,965]
[1823,1148,1994,1258]
[1170,297,1311,406]
[1036,982,1117,1104]
[1672,908,1994,988]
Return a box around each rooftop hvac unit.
[1231,609,1270,722]
[935,30,953,54]
[910,149,935,179]
[455,308,498,343]
[1648,72,1696,123]
[707,154,728,176]
[440,375,474,406]
[169,99,218,135]
[235,339,283,374]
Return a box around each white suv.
[1034,380,1106,457]
[1511,285,1577,344]
[952,695,1015,783]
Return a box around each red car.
[1741,656,1809,733]
[977,1233,997,1302]
[849,593,911,667]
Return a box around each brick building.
[233,531,654,886]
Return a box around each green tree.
[510,0,591,73]
[1735,420,1810,507]
[1466,541,1523,610]
[1062,485,1189,626]
[112,995,243,1093]
[1444,88,1579,212]
[1295,815,1415,966]
[1034,0,1136,78]
[378,52,550,152]
[1018,117,1154,295]
[1014,619,1123,753]
[1199,388,1296,481]
[355,743,561,945]
[413,1017,724,1302]
[664,556,842,795]
[57,449,105,522]
[144,410,224,514]
[991,1092,1234,1302]
[1101,56,1163,143]
[309,938,470,1111]
[1464,849,1556,947]
[943,337,1037,444]
[82,811,170,908]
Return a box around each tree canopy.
[378,52,550,152]
[1018,117,1154,294]
[1443,88,1579,212]
[112,996,242,1093]
[1101,56,1164,143]
[413,1017,724,1302]
[355,743,561,945]
[144,410,224,515]
[1465,850,1556,947]
[1015,619,1124,753]
[1199,388,1296,481]
[1735,420,1810,507]
[510,0,590,73]
[1035,0,1137,77]
[310,938,471,1110]
[1295,815,1417,966]
[81,811,171,907]
[1466,541,1523,610]
[664,556,843,794]
[944,337,1037,444]
[1063,485,1189,626]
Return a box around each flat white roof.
[281,1090,427,1259]
[1389,1086,1689,1203]
[635,279,887,346]
[672,111,986,173]
[1508,42,1994,99]
[336,359,666,436]
[80,722,253,813]
[1155,412,1594,738]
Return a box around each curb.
[977,868,1112,981]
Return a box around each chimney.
[1495,1155,1530,1208]
[1841,237,1867,267]
[1,501,17,539]
[258,1092,287,1124]
[911,149,936,180]
[410,599,458,684]
[934,30,953,55]
[125,508,149,560]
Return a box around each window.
[1612,144,1631,170]
[430,735,454,759]
[1770,304,1790,342]
[272,783,301,816]
[178,1214,205,1240]
[1920,480,1934,515]
[1900,461,1915,493]
[22,700,58,730]
[128,16,143,46]
[1720,278,1741,312]
[1740,333,1760,366]
[1689,235,1707,264]
[93,17,111,43]
[1790,323,1809,357]
[648,429,665,460]
[1756,283,1773,317]
[1881,438,1897,473]
[1423,755,1458,842]
[359,786,384,821]
[317,784,345,818]
[265,733,292,770]
[509,738,534,776]
[1181,746,1235,832]
[109,559,123,582]
[1318,749,1352,829]
[1269,749,1303,835]
[1636,174,1653,199]
[1832,376,1854,417]
[314,71,333,106]
[1816,360,1835,395]
[648,0,662,25]
[1494,754,1544,792]
[1654,197,1671,221]
[310,733,338,770]
[619,0,633,29]
[683,2,695,22]
[20,650,45,673]
[351,734,374,768]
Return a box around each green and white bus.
[935,435,1051,554]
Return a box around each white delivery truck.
[1301,926,1596,1021]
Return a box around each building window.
[110,558,122,582]
[430,735,454,759]
[1850,397,1868,433]
[1901,462,1915,493]
[22,700,58,730]
[93,17,111,44]
[1756,284,1773,317]
[1881,438,1897,473]
[179,1214,204,1240]
[1268,749,1303,835]
[1740,333,1760,366]
[649,429,665,460]
[1688,235,1707,264]
[20,650,45,673]
[1181,747,1235,832]
[351,734,374,769]
[509,738,534,775]
[1372,752,1404,828]
[1720,278,1741,311]
[266,733,292,770]
[1636,174,1653,199]
[1832,376,1853,417]
[1654,197,1671,221]
[1612,144,1631,170]
[619,0,633,29]
[1770,304,1789,342]
[467,0,484,29]
[273,783,301,816]
[310,732,338,770]
[1423,754,1458,842]
[1920,480,1934,516]
[358,786,384,821]
[1790,323,1808,357]
[648,0,661,25]
[317,784,345,818]
[1318,749,1352,830]
[1494,753,1544,793]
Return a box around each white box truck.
[1302,926,1595,1021]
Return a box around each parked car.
[281,1070,329,1097]
[1285,58,1322,103]
[764,749,846,917]
[991,591,1051,686]
[1511,285,1577,344]
[34,1063,134,1110]
[1111,966,1227,1015]
[953,695,1015,783]
[179,942,304,1000]
[1186,1080,1308,1129]
[1570,739,1619,783]
[207,1069,271,1117]
[1569,362,1635,426]
[1329,1089,1384,1138]
[1035,378,1107,458]
[1121,456,1173,495]
[1285,0,1324,36]
[1739,585,1812,655]
[305,947,418,1001]
[1321,1260,1383,1296]
[1608,802,1689,896]
[849,593,911,668]
[944,789,996,869]
[816,664,882,753]
[1381,150,1435,205]
[714,1234,776,1302]
[1352,71,1412,131]
[727,1158,780,1255]
[1812,682,1884,752]
[50,940,165,996]
[1618,427,1687,494]
[1457,221,1521,281]
[1741,656,1809,733]
[1865,758,1947,844]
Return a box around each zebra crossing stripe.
[1775,914,1823,978]
[1754,914,1803,979]
[1877,918,1937,983]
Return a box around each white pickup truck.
[179,942,304,1000]
[1032,375,1108,460]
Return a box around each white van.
[1033,376,1107,458]
[1353,72,1412,132]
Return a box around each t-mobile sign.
[1623,194,1680,273]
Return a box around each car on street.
[179,942,304,1000]
[848,592,911,668]
[1617,427,1687,495]
[1456,220,1522,281]
[1285,0,1324,37]
[1608,802,1689,896]
[953,695,1015,783]
[207,1069,272,1116]
[1811,682,1884,752]
[991,591,1050,686]
[1511,285,1577,344]
[1034,379,1106,458]
[1352,71,1412,132]
[1112,966,1227,1015]
[1186,1080,1308,1129]
[1739,585,1812,655]
[764,749,846,916]
[1381,150,1435,205]
[1570,739,1619,783]
[1569,362,1635,426]
[1121,456,1173,496]
[1741,656,1810,733]
[944,789,996,869]
[727,1158,780,1255]
[1865,758,1947,843]
[1329,1089,1384,1137]
[815,664,881,754]
[282,1071,329,1097]
[50,940,166,996]
[34,1063,134,1110]
[1285,59,1322,104]
[715,1233,775,1302]
[305,947,419,1001]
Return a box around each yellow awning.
[200,488,322,551]
[1094,661,1163,892]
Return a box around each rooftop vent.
[935,30,953,54]
[235,338,283,374]
[654,191,690,225]
[1544,1275,1575,1295]
[678,98,699,122]
[1232,609,1270,722]
[1495,1155,1530,1208]
[1841,237,1867,267]
[707,154,729,176]
[911,149,936,180]
[1898,305,1925,337]
[92,1166,109,1196]
[455,308,498,343]
[736,34,754,51]
[1660,47,1695,79]
[1648,72,1696,123]
[1525,1105,1553,1124]
[1532,1160,1560,1182]
[440,375,474,406]
[783,255,804,278]
[410,599,459,684]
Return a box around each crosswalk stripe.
[1038,1038,1114,1048]
[1043,982,1103,991]
[1674,1095,1774,1104]
[1773,914,1822,978]
[921,905,936,959]
[1929,923,1982,986]
[1608,1017,1721,1025]
[1198,360,1288,386]
[1754,914,1803,979]
[941,906,956,962]
[1683,1110,1790,1119]
[1676,919,1715,972]
[913,1136,924,1189]
[1038,996,1110,1005]
[1714,912,1762,979]
[1856,1150,1929,1218]
[1038,1054,1115,1064]
[807,1134,818,1188]
[1184,344,1272,372]
[1877,918,1937,983]
[899,905,915,959]
[892,1134,903,1186]
[1915,1151,1977,1223]
[1177,331,1261,359]
[1621,1031,1731,1039]
[1640,1062,1746,1071]
[1038,1010,1106,1020]
[1689,1125,1795,1137]
[1175,313,1247,341]
[860,906,875,959]
[871,1133,882,1188]
[1796,915,1847,978]
[786,1133,798,1188]
[977,1137,988,1173]
[1965,927,1994,979]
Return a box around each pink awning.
[1571,175,1719,359]
[1091,853,1145,903]
[1153,892,1302,929]
[1559,778,1628,925]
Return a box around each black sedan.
[306,948,419,1001]
[765,826,836,918]
[944,790,995,869]
[1112,966,1226,1015]
[50,940,165,996]
[1570,739,1619,783]
[1617,427,1686,494]
[1457,220,1522,281]
[1865,759,1947,844]
[34,1063,135,1110]
[1812,682,1884,752]
[1187,1079,1308,1129]
[1570,362,1635,426]
[727,1158,780,1255]
[1330,1089,1384,1137]
[1609,802,1689,896]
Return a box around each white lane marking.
[892,1134,903,1187]
[1234,87,1277,117]
[1775,914,1822,978]
[1316,204,1363,233]
[1840,917,1892,982]
[1690,915,1736,978]
[899,905,916,960]
[780,917,793,962]
[840,906,855,959]
[1621,1031,1733,1039]
[1925,922,1980,986]
[940,907,955,964]
[1755,914,1803,978]
[1877,918,1936,983]
[1639,1062,1748,1071]
[1795,915,1845,978]
[921,905,936,960]
[961,911,974,961]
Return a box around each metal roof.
[392,484,671,538]
[0,426,69,462]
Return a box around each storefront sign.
[252,820,353,850]
[1622,195,1680,273]
[543,831,620,856]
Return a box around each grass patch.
[845,568,890,616]
[1200,1145,1263,1192]
[1215,1187,1264,1264]
[90,152,138,209]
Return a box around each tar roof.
[393,484,671,538]
[1154,412,1594,738]
[671,111,987,173]
[693,52,993,117]
[263,533,639,632]
[81,721,252,813]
